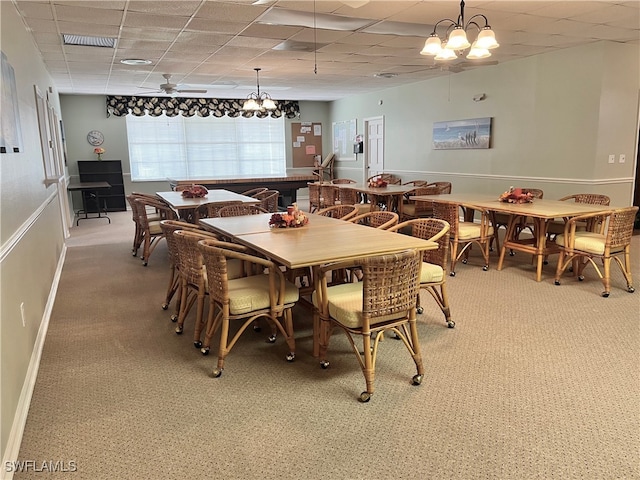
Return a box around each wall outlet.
[619,154,626,163]
[608,154,615,164]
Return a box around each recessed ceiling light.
[120,59,152,66]
[374,72,398,79]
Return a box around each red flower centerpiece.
[499,187,534,204]
[269,203,309,228]
[368,177,388,188]
[181,185,208,198]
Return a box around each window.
[126,114,286,181]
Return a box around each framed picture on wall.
[0,51,24,153]
[432,117,492,150]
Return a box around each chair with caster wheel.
[390,218,454,328]
[160,220,208,322]
[197,239,299,377]
[431,201,492,276]
[312,249,424,402]
[554,206,638,297]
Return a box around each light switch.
[608,154,615,164]
[619,154,626,163]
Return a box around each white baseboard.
[1,245,67,480]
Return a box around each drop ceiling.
[11,0,640,102]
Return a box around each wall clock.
[87,130,104,146]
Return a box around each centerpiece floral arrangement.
[181,184,208,198]
[368,177,388,188]
[269,203,309,228]
[93,147,105,160]
[499,187,534,204]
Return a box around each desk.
[201,213,437,355]
[411,193,612,281]
[156,190,259,220]
[68,181,112,226]
[167,175,316,207]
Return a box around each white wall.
[1,2,67,464]
[330,41,639,206]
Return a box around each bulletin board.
[291,122,322,167]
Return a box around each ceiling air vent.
[62,34,116,48]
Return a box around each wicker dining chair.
[349,211,399,230]
[554,206,637,297]
[402,180,429,187]
[431,201,492,276]
[218,204,269,217]
[546,193,611,240]
[389,218,454,328]
[254,189,280,213]
[317,204,359,220]
[308,182,321,212]
[319,184,338,209]
[335,186,370,214]
[195,200,244,222]
[197,239,299,375]
[312,249,424,402]
[313,153,336,182]
[132,196,177,266]
[240,187,268,197]
[401,182,452,221]
[490,188,544,252]
[160,220,207,321]
[366,173,402,185]
[331,178,356,184]
[172,229,223,348]
[126,193,171,257]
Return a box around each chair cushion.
[555,232,605,255]
[312,282,407,329]
[458,222,493,239]
[420,262,444,283]
[228,275,299,315]
[149,221,163,235]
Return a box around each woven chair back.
[606,207,638,250]
[254,190,280,212]
[241,187,268,197]
[559,193,610,205]
[317,204,358,220]
[173,230,216,285]
[360,250,421,321]
[351,211,399,229]
[218,204,269,217]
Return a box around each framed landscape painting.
[432,117,492,150]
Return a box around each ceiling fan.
[142,74,207,95]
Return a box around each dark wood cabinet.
[78,160,126,212]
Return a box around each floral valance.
[106,96,299,119]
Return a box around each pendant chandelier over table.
[420,0,499,61]
[242,68,276,112]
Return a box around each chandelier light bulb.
[435,45,458,61]
[419,1,499,59]
[420,34,443,56]
[446,27,471,50]
[466,41,491,59]
[475,27,499,49]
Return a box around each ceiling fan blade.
[177,89,207,94]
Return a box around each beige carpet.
[14,211,640,480]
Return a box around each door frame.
[363,115,384,183]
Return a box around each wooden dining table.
[326,182,417,217]
[200,213,438,355]
[156,190,259,220]
[410,193,613,281]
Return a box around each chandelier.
[242,68,276,111]
[420,0,499,61]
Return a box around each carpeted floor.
[13,211,640,480]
